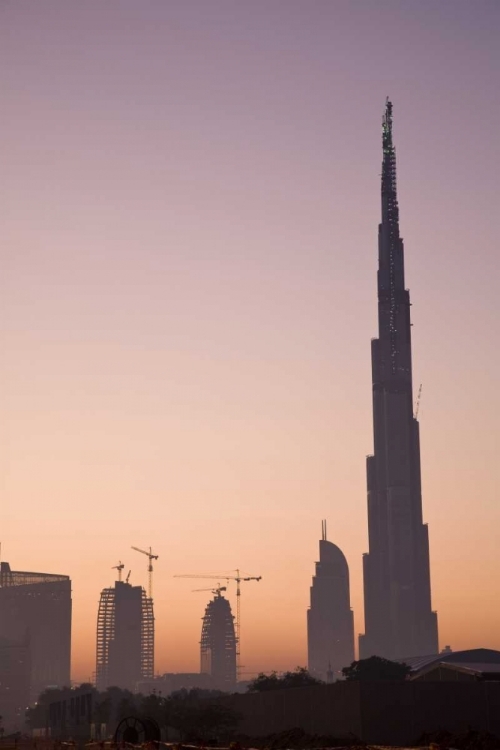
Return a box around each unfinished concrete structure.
[0,561,71,702]
[96,579,154,691]
[307,521,355,680]
[200,590,237,690]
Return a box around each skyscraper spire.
[382,97,398,207]
[359,100,438,661]
[379,98,407,376]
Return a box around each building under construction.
[96,579,154,691]
[200,590,236,690]
[0,561,72,703]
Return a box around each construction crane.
[112,561,125,582]
[174,569,262,678]
[414,383,423,420]
[192,585,227,596]
[131,546,158,599]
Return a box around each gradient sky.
[1,0,499,683]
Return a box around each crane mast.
[112,561,125,582]
[131,545,158,599]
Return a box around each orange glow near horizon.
[1,1,499,684]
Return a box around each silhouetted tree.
[247,667,321,692]
[247,671,280,692]
[164,688,239,741]
[280,667,322,688]
[342,656,411,681]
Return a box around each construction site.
[96,548,157,691]
[94,548,262,696]
[174,569,262,687]
[2,549,499,750]
[199,587,237,689]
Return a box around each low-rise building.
[402,647,500,682]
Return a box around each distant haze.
[1,0,499,682]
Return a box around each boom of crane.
[192,585,227,596]
[131,545,158,599]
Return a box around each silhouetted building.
[359,100,438,661]
[96,579,154,691]
[402,648,500,682]
[0,635,30,732]
[200,590,236,690]
[0,561,71,702]
[44,686,94,740]
[307,521,354,680]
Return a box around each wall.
[225,681,500,746]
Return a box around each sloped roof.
[400,649,500,676]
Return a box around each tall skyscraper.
[96,579,154,691]
[307,521,354,680]
[0,561,72,702]
[200,590,236,690]
[359,100,439,661]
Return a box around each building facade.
[307,521,354,680]
[359,100,438,660]
[200,591,237,690]
[96,579,154,691]
[0,561,72,703]
[0,635,30,732]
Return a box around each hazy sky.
[1,0,499,682]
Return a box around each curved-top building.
[307,521,354,681]
[200,591,236,690]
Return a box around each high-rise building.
[96,579,154,691]
[359,100,439,661]
[0,561,72,702]
[200,590,236,690]
[0,636,30,731]
[307,521,354,680]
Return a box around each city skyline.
[1,1,499,683]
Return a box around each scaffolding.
[141,591,155,680]
[200,593,236,689]
[96,582,154,691]
[96,587,115,690]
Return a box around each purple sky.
[1,0,499,679]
